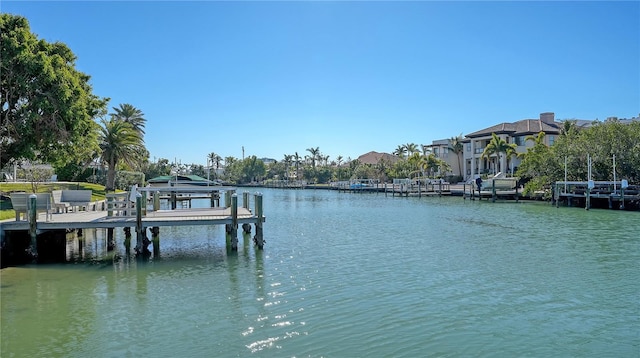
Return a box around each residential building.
[462,112,561,180]
[425,139,463,179]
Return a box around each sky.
[3,1,639,166]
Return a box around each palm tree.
[448,134,464,177]
[110,103,146,136]
[99,119,145,192]
[306,147,320,167]
[293,152,301,179]
[336,155,344,181]
[481,133,517,174]
[393,145,407,159]
[420,144,432,156]
[208,152,222,178]
[283,154,293,179]
[404,143,419,155]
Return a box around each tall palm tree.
[99,119,145,192]
[404,143,419,155]
[110,103,146,136]
[306,147,320,167]
[208,152,222,178]
[448,134,464,177]
[335,155,344,181]
[293,152,301,179]
[283,154,293,179]
[420,144,432,156]
[393,145,407,159]
[481,133,517,174]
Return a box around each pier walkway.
[1,187,266,259]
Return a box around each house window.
[433,148,439,157]
[442,147,448,158]
[548,135,555,145]
[466,143,471,152]
[514,136,525,146]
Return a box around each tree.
[306,147,320,167]
[111,103,146,135]
[99,119,145,191]
[1,14,108,167]
[448,134,464,176]
[404,143,419,155]
[481,133,516,174]
[293,152,301,178]
[393,145,407,159]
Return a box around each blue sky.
[3,1,639,165]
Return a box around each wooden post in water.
[151,227,160,258]
[141,190,147,215]
[230,193,238,251]
[492,179,496,203]
[153,191,160,211]
[123,227,131,254]
[254,192,264,249]
[225,190,235,208]
[135,193,144,252]
[243,191,250,209]
[586,180,593,210]
[28,194,37,258]
[515,181,519,203]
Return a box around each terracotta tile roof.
[465,119,561,138]
[357,151,400,165]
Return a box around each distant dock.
[553,181,638,210]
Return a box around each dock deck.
[0,207,260,232]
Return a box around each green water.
[2,189,639,357]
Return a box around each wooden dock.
[553,181,638,210]
[0,187,266,261]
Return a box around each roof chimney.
[540,112,555,124]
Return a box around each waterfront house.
[461,112,561,180]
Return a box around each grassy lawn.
[0,182,110,220]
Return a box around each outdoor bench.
[52,190,92,212]
[9,192,52,221]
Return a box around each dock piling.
[230,193,238,251]
[28,194,37,258]
[254,192,264,249]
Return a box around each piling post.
[107,228,115,251]
[151,227,160,258]
[225,190,235,208]
[586,180,593,210]
[492,179,496,203]
[124,227,131,254]
[135,193,144,252]
[515,182,519,203]
[170,191,177,210]
[243,191,250,209]
[153,191,160,211]
[141,190,147,215]
[254,192,264,249]
[229,193,238,251]
[28,194,38,258]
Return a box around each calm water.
[2,189,639,357]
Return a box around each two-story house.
[462,112,561,180]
